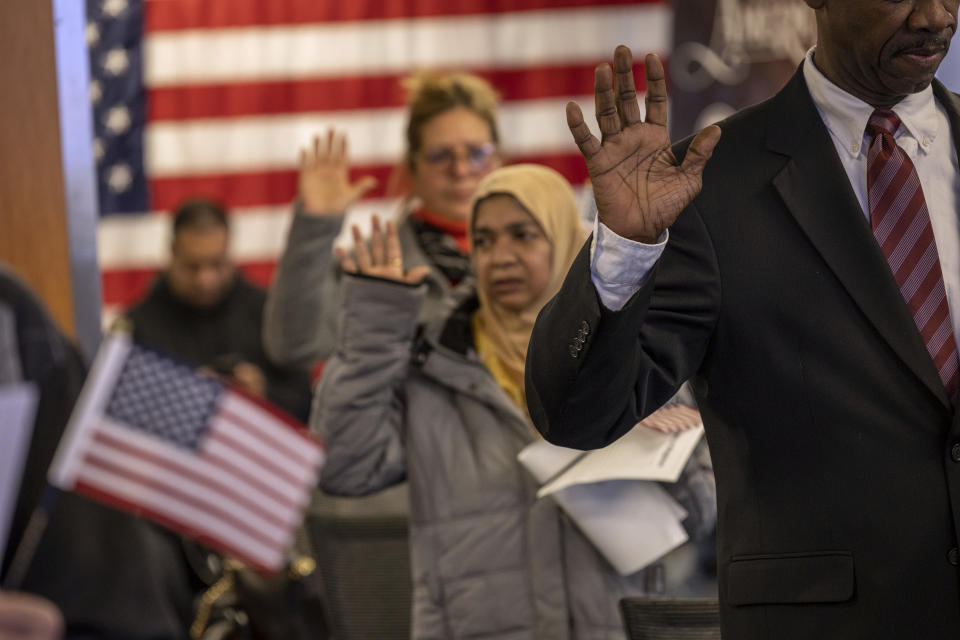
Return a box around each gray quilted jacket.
[311,275,716,639]
[263,205,453,368]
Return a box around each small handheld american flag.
[48,333,324,572]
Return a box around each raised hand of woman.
[299,128,378,215]
[336,215,431,285]
[567,45,721,244]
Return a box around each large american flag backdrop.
[88,0,671,320]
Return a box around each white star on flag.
[102,0,129,18]
[90,81,102,105]
[102,47,129,76]
[86,22,100,46]
[93,138,105,162]
[106,106,131,135]
[108,164,132,193]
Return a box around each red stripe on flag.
[210,425,306,488]
[150,168,301,213]
[101,262,277,308]
[219,398,318,466]
[148,154,588,212]
[93,429,293,529]
[236,262,277,289]
[145,0,657,32]
[147,63,648,121]
[202,443,301,512]
[222,387,318,440]
[81,449,286,549]
[102,268,157,310]
[74,480,279,573]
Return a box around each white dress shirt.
[591,47,960,344]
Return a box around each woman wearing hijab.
[312,164,715,639]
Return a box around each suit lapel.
[768,68,950,409]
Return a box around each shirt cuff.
[589,219,667,311]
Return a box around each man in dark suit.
[526,1,960,638]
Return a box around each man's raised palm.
[568,46,721,244]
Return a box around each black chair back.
[305,488,412,640]
[619,596,721,640]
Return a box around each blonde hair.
[402,71,500,167]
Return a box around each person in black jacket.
[126,198,312,421]
[1,263,197,639]
[123,200,325,639]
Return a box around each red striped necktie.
[866,108,959,400]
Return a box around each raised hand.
[298,129,378,215]
[567,46,721,243]
[336,215,431,285]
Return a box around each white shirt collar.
[802,47,940,157]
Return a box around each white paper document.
[0,383,39,561]
[553,480,689,575]
[518,406,704,575]
[518,417,704,499]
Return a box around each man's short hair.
[172,198,229,239]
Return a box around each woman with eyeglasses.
[263,72,503,369]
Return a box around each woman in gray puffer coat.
[312,165,716,640]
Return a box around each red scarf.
[412,209,471,254]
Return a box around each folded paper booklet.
[518,405,704,575]
[0,383,39,561]
[553,480,690,575]
[520,405,705,499]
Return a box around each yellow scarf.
[469,164,586,413]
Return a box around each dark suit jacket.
[526,66,960,639]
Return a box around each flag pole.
[2,485,62,590]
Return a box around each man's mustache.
[895,34,952,56]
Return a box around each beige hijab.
[469,164,587,411]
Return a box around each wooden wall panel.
[0,0,75,336]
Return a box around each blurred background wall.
[938,37,960,91]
